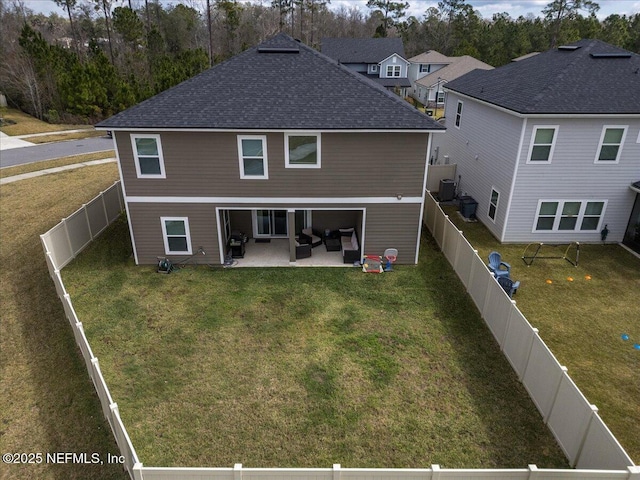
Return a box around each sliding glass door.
[254,210,288,237]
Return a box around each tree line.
[1,0,638,124]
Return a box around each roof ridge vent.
[590,52,632,58]
[257,46,300,54]
[558,45,581,51]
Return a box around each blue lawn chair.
[498,276,520,298]
[488,251,511,279]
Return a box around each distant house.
[431,39,640,253]
[408,52,493,117]
[321,37,411,97]
[96,34,445,266]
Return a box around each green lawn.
[0,163,127,480]
[62,219,568,469]
[442,206,640,464]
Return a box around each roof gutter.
[94,127,447,133]
[442,87,640,118]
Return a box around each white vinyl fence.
[40,181,141,479]
[422,192,636,471]
[40,184,639,480]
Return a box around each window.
[161,217,192,254]
[285,133,320,168]
[131,134,165,178]
[488,188,499,221]
[420,64,430,73]
[534,200,606,232]
[237,135,268,179]
[386,65,401,77]
[455,101,463,128]
[527,126,558,163]
[368,64,378,74]
[436,90,445,104]
[595,126,627,163]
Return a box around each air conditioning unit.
[439,179,455,202]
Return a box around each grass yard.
[22,130,106,143]
[62,219,568,469]
[0,107,93,135]
[0,163,128,480]
[442,206,640,464]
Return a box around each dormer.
[379,53,409,79]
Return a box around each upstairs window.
[238,135,268,179]
[528,126,558,163]
[131,134,165,178]
[419,64,430,73]
[455,101,463,128]
[285,133,321,168]
[161,217,192,254]
[595,126,627,163]
[436,90,445,104]
[386,65,401,77]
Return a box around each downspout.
[502,117,528,242]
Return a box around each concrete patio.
[229,238,352,267]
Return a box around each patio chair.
[497,276,520,298]
[488,251,511,278]
[295,240,312,259]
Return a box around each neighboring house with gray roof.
[408,53,493,117]
[431,39,640,253]
[321,37,411,97]
[96,33,445,267]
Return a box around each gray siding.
[380,54,408,78]
[431,92,523,241]
[506,118,640,243]
[116,131,428,199]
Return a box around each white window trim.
[368,64,378,74]
[455,101,463,129]
[237,135,268,179]
[594,125,627,164]
[488,187,499,223]
[386,65,401,78]
[131,133,166,178]
[420,64,430,73]
[285,132,321,169]
[436,90,445,104]
[532,199,607,233]
[161,216,192,255]
[526,125,559,164]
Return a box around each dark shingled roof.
[321,37,406,64]
[445,39,640,114]
[97,34,441,131]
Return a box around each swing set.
[522,242,580,267]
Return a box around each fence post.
[573,405,598,468]
[62,217,75,261]
[431,464,440,480]
[519,327,539,382]
[527,464,539,479]
[627,466,640,479]
[452,229,463,271]
[333,463,341,480]
[234,463,243,480]
[500,300,517,351]
[467,249,478,293]
[544,366,568,423]
[82,203,95,241]
[100,190,109,226]
[132,463,144,480]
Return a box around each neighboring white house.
[431,39,640,252]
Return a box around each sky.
[19,0,640,20]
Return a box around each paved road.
[0,136,114,168]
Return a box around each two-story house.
[408,52,493,118]
[96,34,445,266]
[431,39,640,253]
[321,37,411,97]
